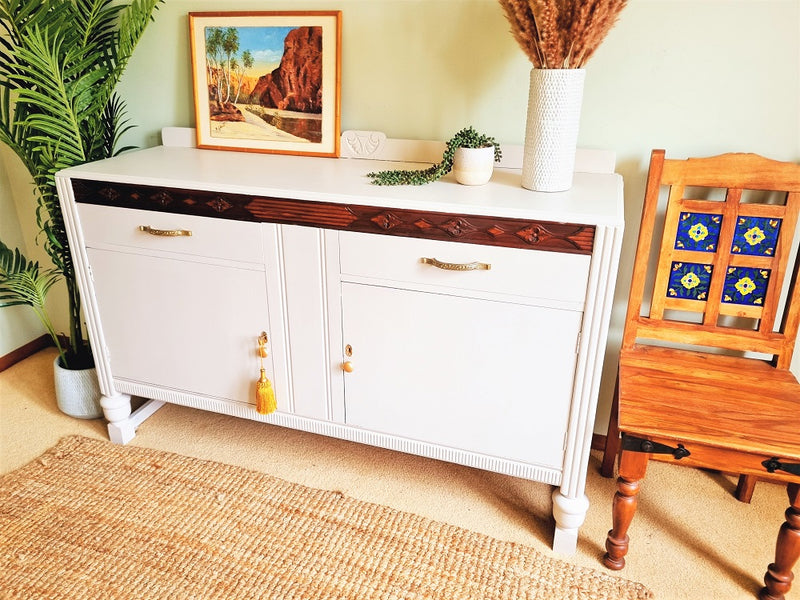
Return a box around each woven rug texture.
[0,436,653,599]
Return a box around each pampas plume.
[498,0,627,68]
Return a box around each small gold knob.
[342,361,354,373]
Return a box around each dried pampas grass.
[498,0,627,69]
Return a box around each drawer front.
[339,231,591,304]
[78,204,263,263]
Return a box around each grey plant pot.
[53,357,103,419]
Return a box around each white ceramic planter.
[53,356,103,419]
[452,146,495,186]
[521,68,586,192]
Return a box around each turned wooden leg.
[603,447,649,570]
[760,483,800,600]
[736,474,757,503]
[600,377,621,478]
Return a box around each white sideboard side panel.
[560,224,625,498]
[280,225,337,420]
[55,177,117,398]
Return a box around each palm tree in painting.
[221,27,239,103]
[233,50,254,104]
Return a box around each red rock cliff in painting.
[252,26,323,113]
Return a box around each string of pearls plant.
[366,126,502,186]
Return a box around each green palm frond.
[0,240,60,308]
[103,93,137,157]
[0,239,66,363]
[114,0,162,79]
[0,0,162,368]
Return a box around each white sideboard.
[55,139,623,554]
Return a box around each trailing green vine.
[367,126,502,186]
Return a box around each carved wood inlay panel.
[71,179,595,254]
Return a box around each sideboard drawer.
[78,204,263,263]
[339,230,591,304]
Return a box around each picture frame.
[189,11,342,157]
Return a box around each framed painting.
[189,11,342,157]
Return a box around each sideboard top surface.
[57,146,624,227]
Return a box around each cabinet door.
[87,248,272,406]
[340,283,582,469]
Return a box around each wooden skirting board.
[0,335,53,373]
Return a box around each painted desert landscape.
[204,25,323,143]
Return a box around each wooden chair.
[600,150,800,600]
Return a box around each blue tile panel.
[675,212,722,252]
[722,267,771,306]
[731,216,782,257]
[668,262,713,301]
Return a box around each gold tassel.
[255,332,276,415]
[256,367,276,415]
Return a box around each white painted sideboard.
[55,136,623,554]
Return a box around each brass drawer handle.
[421,257,491,271]
[138,225,192,237]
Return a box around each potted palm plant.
[0,0,162,417]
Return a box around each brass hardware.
[420,257,491,271]
[257,332,269,358]
[621,435,691,460]
[139,225,192,237]
[345,344,353,357]
[342,361,354,373]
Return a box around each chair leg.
[736,474,757,503]
[600,377,621,478]
[603,448,649,570]
[760,483,800,600]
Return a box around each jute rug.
[0,436,653,599]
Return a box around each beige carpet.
[0,435,652,600]
[1,348,797,599]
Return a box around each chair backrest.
[622,150,800,370]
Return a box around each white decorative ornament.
[340,130,387,159]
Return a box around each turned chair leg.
[603,448,648,570]
[760,483,800,600]
[736,474,757,503]
[600,378,621,478]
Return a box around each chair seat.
[618,344,800,462]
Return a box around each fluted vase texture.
[521,68,586,192]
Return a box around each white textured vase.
[521,68,586,192]
[54,357,103,419]
[452,146,495,185]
